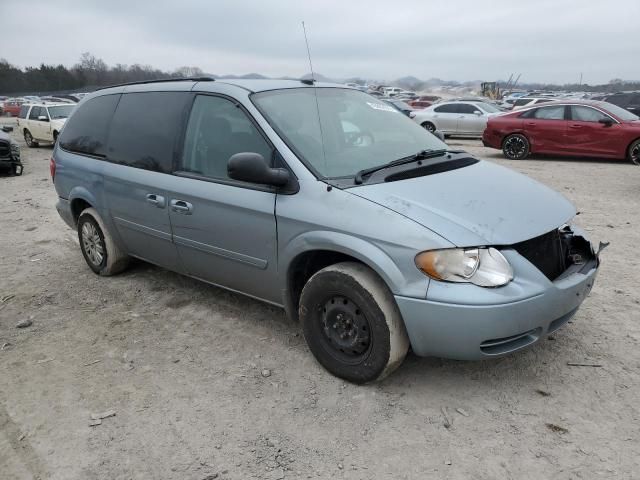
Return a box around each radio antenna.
[301,21,328,172]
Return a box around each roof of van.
[94,77,347,94]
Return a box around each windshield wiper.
[354,149,450,184]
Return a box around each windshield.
[599,101,639,121]
[47,105,74,119]
[252,88,447,178]
[477,102,501,113]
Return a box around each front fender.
[279,230,429,299]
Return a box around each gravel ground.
[1,117,639,480]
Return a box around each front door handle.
[146,193,166,208]
[170,199,193,214]
[569,124,583,129]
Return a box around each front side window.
[59,94,120,157]
[532,105,566,120]
[434,104,458,113]
[180,95,273,180]
[571,106,610,123]
[29,106,42,120]
[252,88,446,178]
[107,92,190,173]
[457,104,479,114]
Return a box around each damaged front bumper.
[396,225,601,360]
[0,142,23,175]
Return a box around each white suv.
[17,103,75,147]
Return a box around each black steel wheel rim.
[318,295,372,365]
[423,123,435,132]
[505,136,527,159]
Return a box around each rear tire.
[77,207,129,276]
[24,129,38,148]
[421,121,436,133]
[299,262,409,384]
[502,133,530,160]
[628,139,640,165]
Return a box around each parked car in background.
[511,97,558,110]
[52,79,599,383]
[483,100,640,164]
[2,98,25,117]
[17,102,74,147]
[412,100,502,136]
[602,92,640,116]
[382,87,403,97]
[408,100,432,109]
[0,126,22,175]
[383,99,415,117]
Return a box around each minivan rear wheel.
[628,139,640,165]
[299,262,409,383]
[77,207,129,276]
[502,133,530,160]
[24,130,38,148]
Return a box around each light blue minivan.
[52,78,600,383]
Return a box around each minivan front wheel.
[502,133,530,160]
[24,130,38,148]
[77,207,129,275]
[299,262,409,383]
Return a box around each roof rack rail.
[96,77,215,91]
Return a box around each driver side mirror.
[473,110,483,116]
[228,152,290,187]
[598,118,614,127]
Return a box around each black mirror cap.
[227,152,290,187]
[598,118,614,126]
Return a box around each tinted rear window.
[59,94,120,157]
[106,92,189,173]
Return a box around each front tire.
[299,262,409,384]
[502,133,530,160]
[24,130,38,148]
[628,139,640,165]
[77,208,129,276]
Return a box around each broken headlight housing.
[415,247,513,287]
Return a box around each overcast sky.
[2,0,638,84]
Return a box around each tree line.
[0,53,204,95]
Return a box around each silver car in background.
[412,100,502,136]
[52,79,600,383]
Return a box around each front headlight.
[415,247,513,287]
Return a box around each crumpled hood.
[349,160,576,247]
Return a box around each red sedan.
[483,100,640,165]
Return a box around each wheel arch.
[281,231,411,322]
[626,136,640,159]
[68,187,100,225]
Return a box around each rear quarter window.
[59,94,120,157]
[106,92,190,173]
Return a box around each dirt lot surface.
[1,117,639,480]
